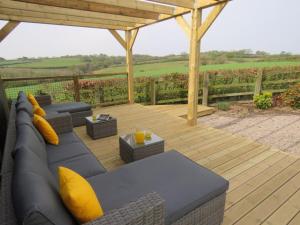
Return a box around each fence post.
[254,69,263,96]
[150,78,156,105]
[202,72,209,106]
[73,76,80,102]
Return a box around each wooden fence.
[1,66,300,106]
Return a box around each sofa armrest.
[46,112,73,134]
[35,95,52,106]
[84,192,165,225]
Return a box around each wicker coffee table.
[119,133,164,163]
[86,116,117,139]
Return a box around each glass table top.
[120,133,164,149]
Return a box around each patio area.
[75,104,300,225]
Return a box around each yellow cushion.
[33,114,59,145]
[58,167,103,223]
[33,105,46,117]
[27,93,39,106]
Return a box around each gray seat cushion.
[46,142,89,164]
[88,150,229,225]
[58,132,82,145]
[43,102,91,114]
[13,148,76,225]
[49,154,107,179]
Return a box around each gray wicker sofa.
[35,94,92,127]
[0,92,229,225]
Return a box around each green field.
[95,60,300,77]
[0,57,85,69]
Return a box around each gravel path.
[199,112,300,155]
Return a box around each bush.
[253,92,273,109]
[217,101,231,111]
[281,83,300,109]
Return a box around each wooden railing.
[1,66,299,106]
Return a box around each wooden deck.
[75,104,300,225]
[146,104,215,118]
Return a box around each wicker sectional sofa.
[35,94,92,127]
[0,92,229,225]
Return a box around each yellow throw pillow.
[58,167,103,223]
[33,114,59,145]
[33,105,46,117]
[27,93,40,106]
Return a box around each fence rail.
[1,66,299,106]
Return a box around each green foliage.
[253,92,273,109]
[281,83,300,109]
[217,102,231,111]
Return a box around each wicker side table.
[119,133,164,163]
[86,116,117,139]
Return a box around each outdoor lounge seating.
[0,92,229,225]
[35,94,92,127]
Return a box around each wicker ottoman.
[119,133,164,163]
[86,116,117,139]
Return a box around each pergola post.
[125,30,134,104]
[109,29,138,104]
[187,8,202,126]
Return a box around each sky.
[0,0,300,59]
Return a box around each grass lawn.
[95,60,300,77]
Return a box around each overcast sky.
[0,0,299,59]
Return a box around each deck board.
[74,104,300,225]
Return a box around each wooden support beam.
[14,0,162,20]
[197,2,227,41]
[0,0,153,24]
[146,0,194,9]
[0,20,19,43]
[175,16,190,38]
[129,29,139,50]
[0,7,139,28]
[187,8,202,126]
[126,30,134,104]
[109,30,126,49]
[0,14,128,30]
[195,0,229,9]
[84,0,176,15]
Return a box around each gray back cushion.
[12,149,76,225]
[17,91,27,102]
[16,110,45,145]
[15,121,47,163]
[16,91,33,116]
[16,101,33,117]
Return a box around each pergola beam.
[195,0,229,9]
[129,29,139,50]
[109,30,126,49]
[0,14,128,30]
[84,0,176,15]
[0,0,153,25]
[175,16,190,38]
[197,2,227,41]
[0,20,19,42]
[14,0,162,20]
[0,7,139,28]
[146,0,194,9]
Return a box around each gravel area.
[198,104,300,155]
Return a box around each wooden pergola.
[0,0,230,126]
